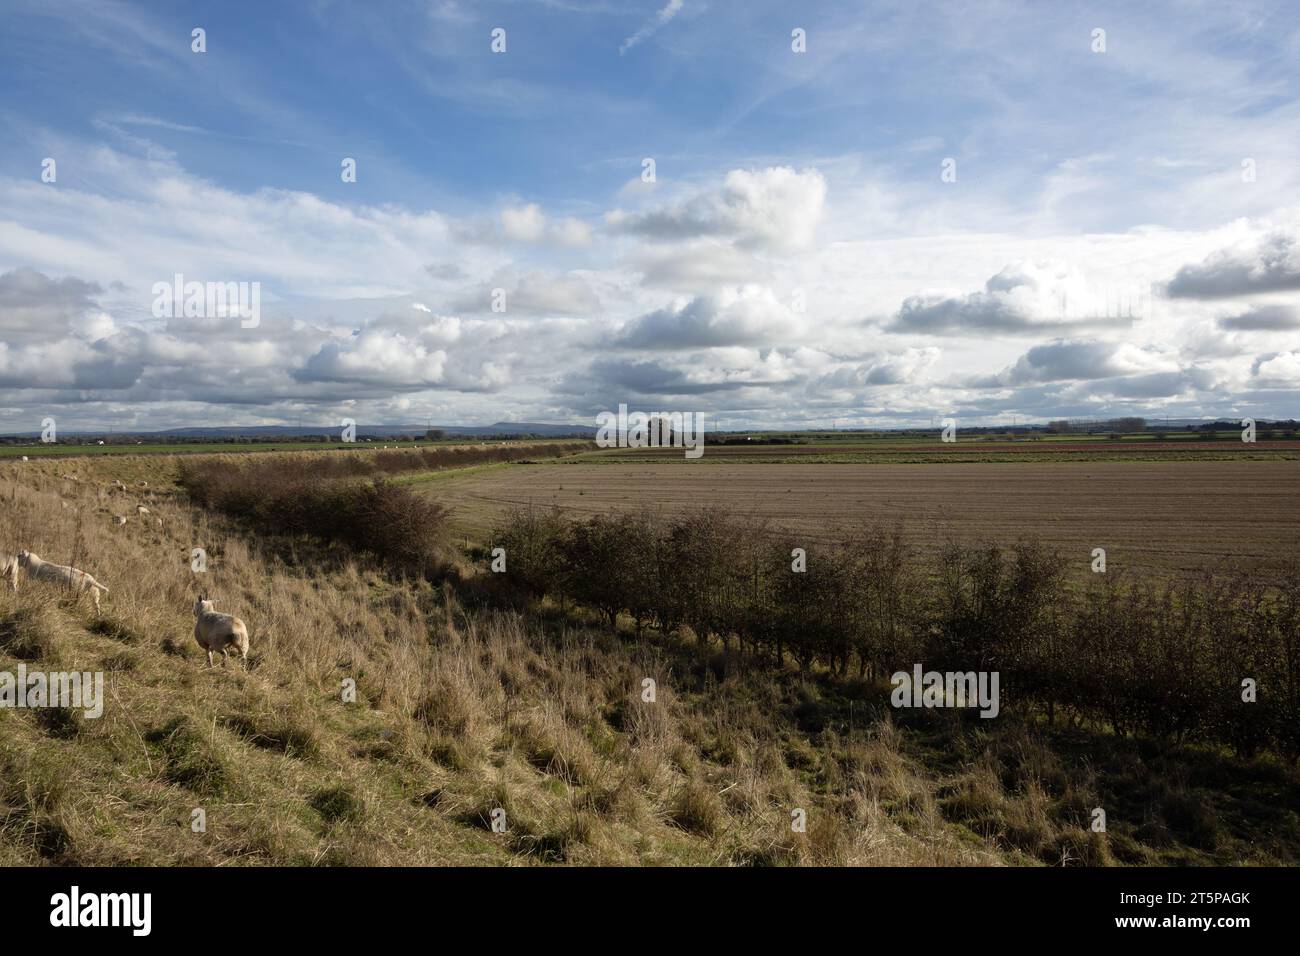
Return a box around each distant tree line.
[1047,417,1149,434]
[1046,418,1299,437]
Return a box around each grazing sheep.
[136,505,151,515]
[192,596,250,668]
[0,552,18,591]
[113,516,128,526]
[15,551,109,611]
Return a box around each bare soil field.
[583,439,1300,463]
[426,459,1299,578]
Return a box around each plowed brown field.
[425,459,1299,578]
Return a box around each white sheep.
[0,552,18,591]
[192,595,250,668]
[15,551,109,611]
[136,505,151,515]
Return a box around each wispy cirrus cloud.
[619,0,684,55]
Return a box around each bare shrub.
[180,461,449,578]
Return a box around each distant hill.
[0,422,595,440]
[151,422,594,438]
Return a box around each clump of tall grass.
[179,461,450,577]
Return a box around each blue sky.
[2,0,1300,430]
